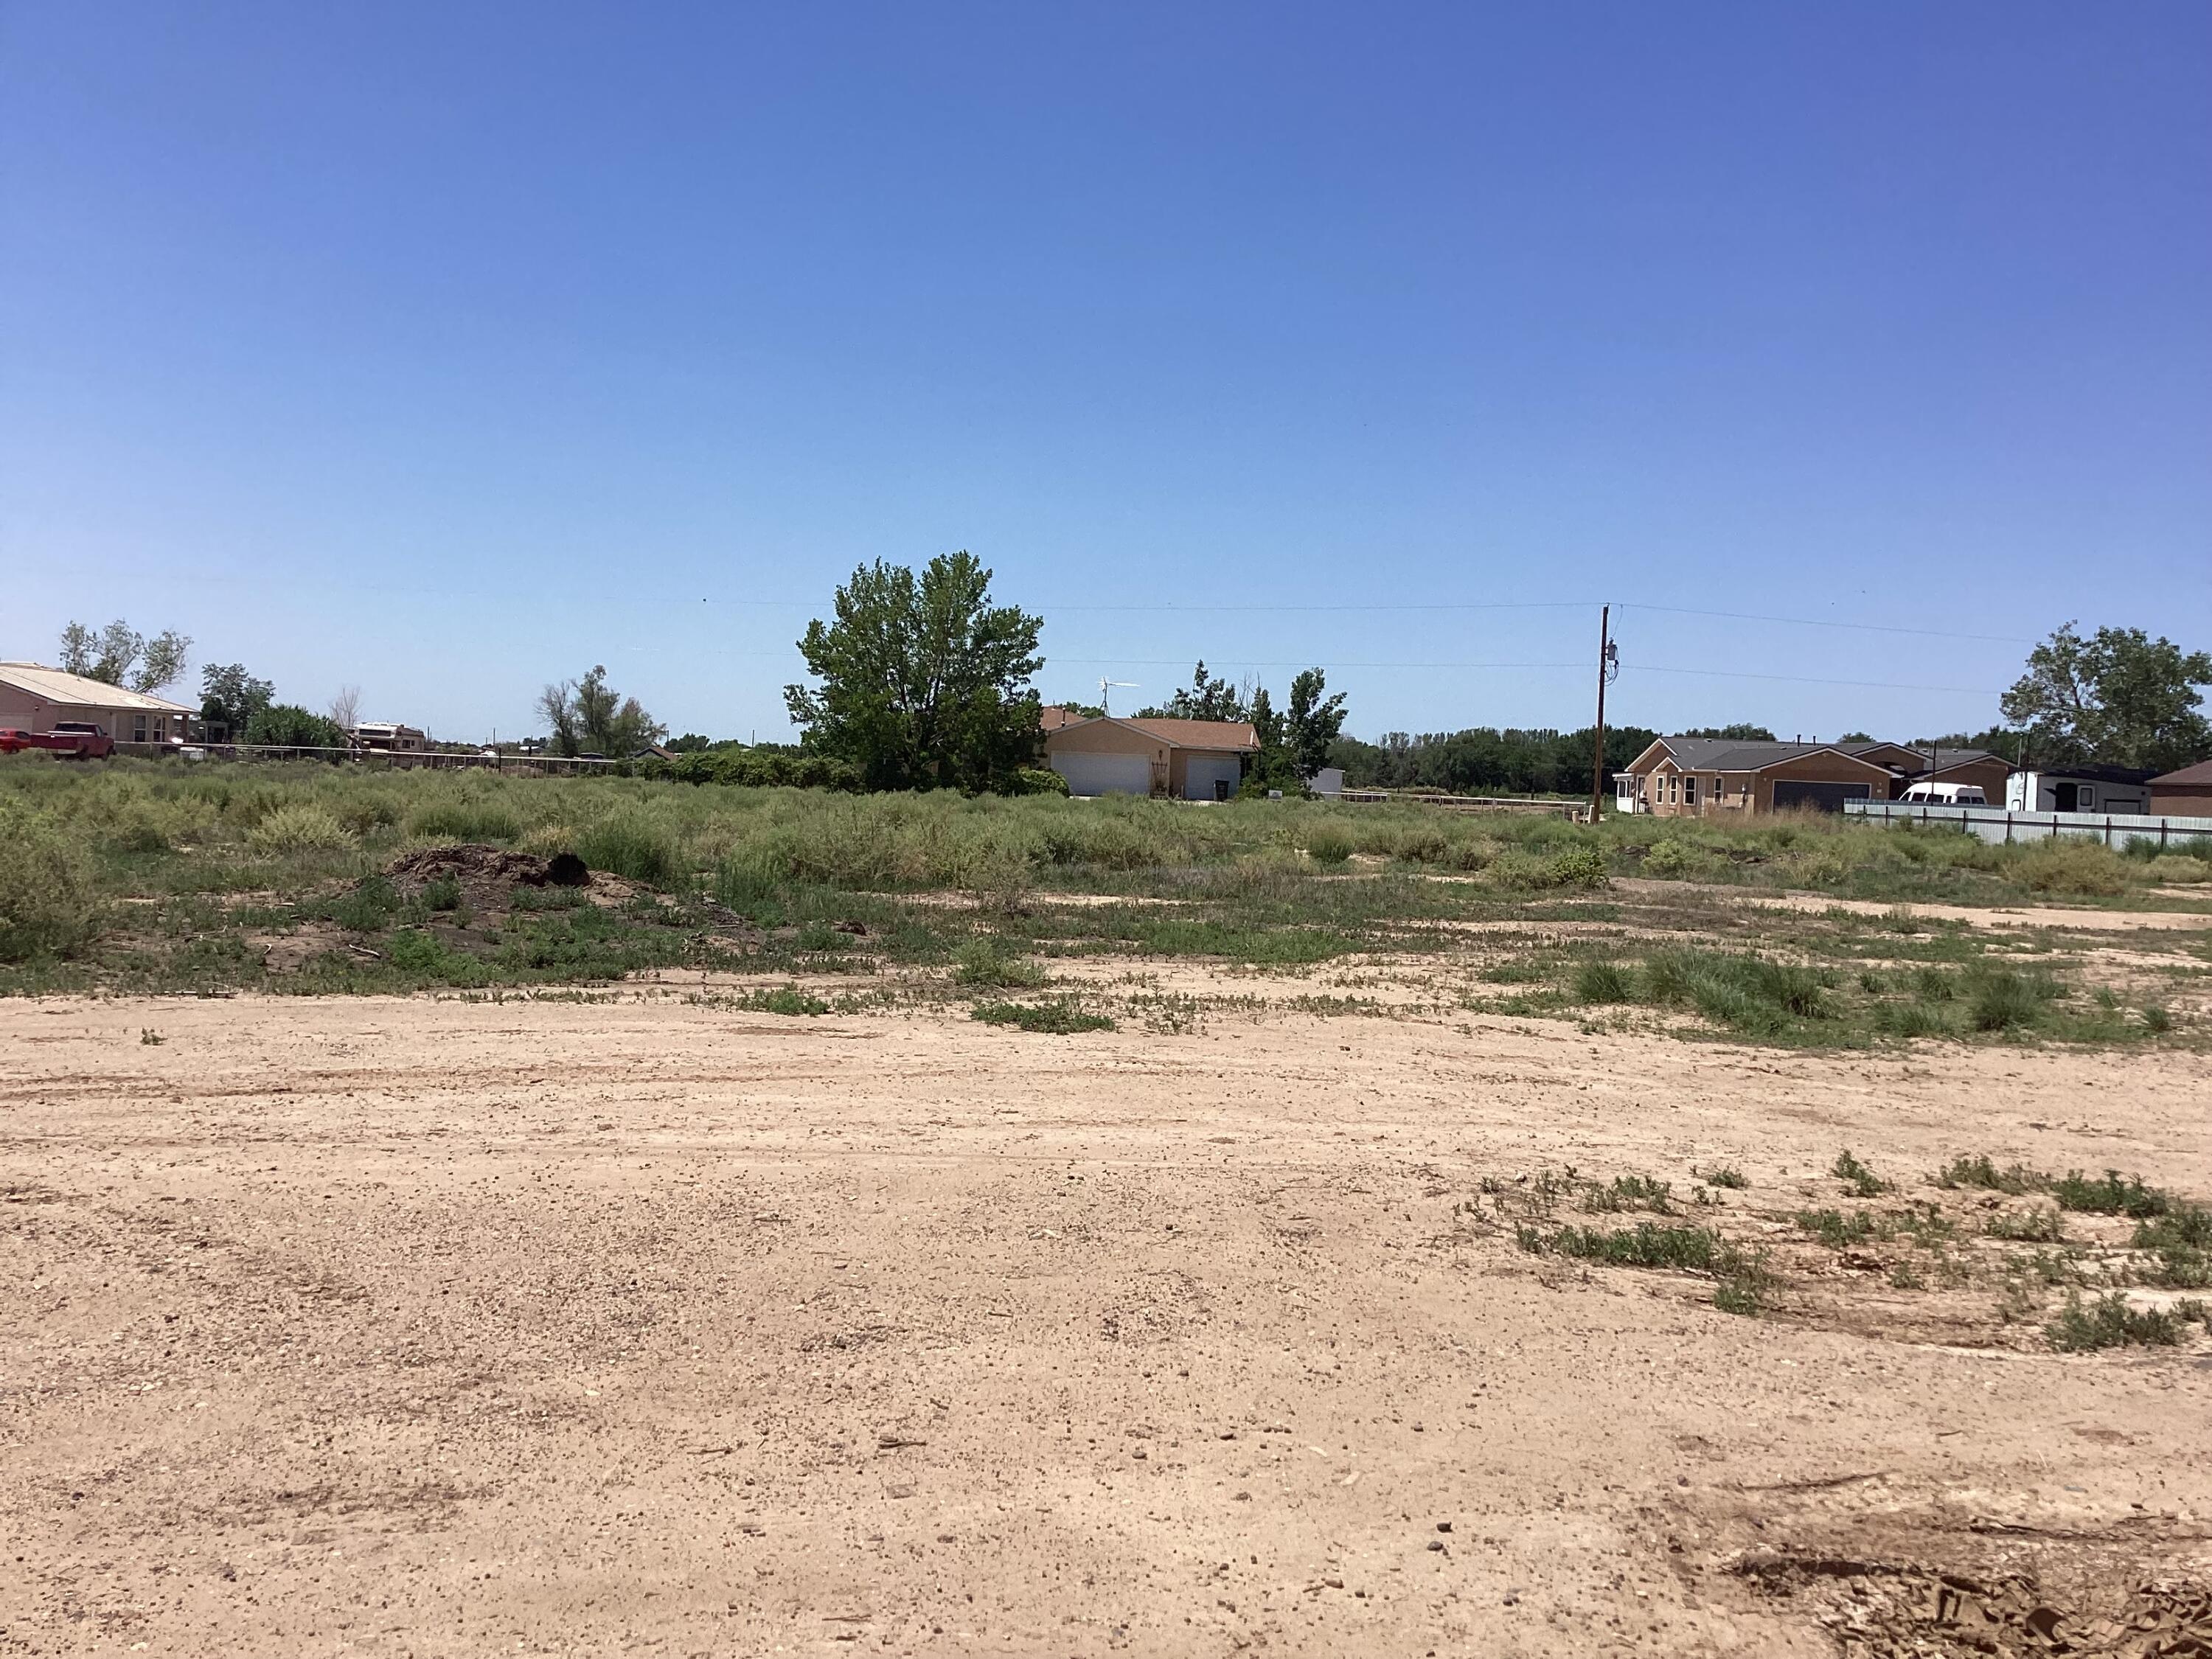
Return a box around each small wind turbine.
[1098,677,1138,716]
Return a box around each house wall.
[2151,787,2212,816]
[1921,757,2011,801]
[1630,760,1759,818]
[1171,751,1243,801]
[1045,723,1170,796]
[1626,753,1892,817]
[1750,752,1892,813]
[0,684,183,743]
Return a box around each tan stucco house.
[1043,716,1259,799]
[0,661,196,746]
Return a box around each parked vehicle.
[0,723,114,759]
[1899,782,1986,805]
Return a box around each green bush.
[1573,960,1633,1003]
[246,802,357,853]
[2013,838,2130,897]
[1545,846,1611,889]
[971,998,1115,1034]
[953,936,1046,988]
[1964,967,2053,1032]
[1304,824,1357,866]
[244,705,346,749]
[0,804,103,961]
[1011,768,1071,797]
[577,816,678,886]
[408,800,522,842]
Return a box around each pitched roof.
[1039,705,1086,732]
[1044,714,1259,751]
[0,661,195,715]
[1652,737,1890,774]
[2151,759,2212,787]
[1119,717,1259,751]
[1838,742,2003,773]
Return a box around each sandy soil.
[3,990,2208,1657]
[1611,880,2212,933]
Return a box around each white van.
[1899,782,1986,805]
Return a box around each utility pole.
[1590,605,1615,822]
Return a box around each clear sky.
[4,1,2208,745]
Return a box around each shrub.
[576,816,678,886]
[246,802,357,853]
[2052,1169,2168,1218]
[2013,838,2129,897]
[1304,824,1357,866]
[0,804,102,961]
[971,998,1115,1034]
[1641,839,1716,880]
[409,801,523,842]
[1545,846,1610,889]
[2143,855,2210,885]
[1010,768,1071,797]
[2045,1292,2183,1352]
[953,936,1046,988]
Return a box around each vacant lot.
[4,975,2209,1657]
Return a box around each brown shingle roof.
[1117,717,1259,751]
[2150,759,2212,787]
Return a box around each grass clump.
[1986,1207,2065,1243]
[1516,1220,1773,1315]
[2052,1169,2168,1218]
[1303,824,1357,866]
[953,936,1047,988]
[971,998,1115,1034]
[1579,1174,1674,1214]
[1832,1150,1888,1197]
[1796,1208,1882,1248]
[1697,1164,1750,1189]
[741,986,832,1016]
[1964,966,2056,1032]
[2133,1208,2212,1289]
[1935,1155,2047,1194]
[575,815,678,886]
[1571,960,1634,1004]
[2045,1292,2187,1352]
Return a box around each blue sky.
[4,1,2208,745]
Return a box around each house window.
[1683,775,1698,807]
[133,716,147,742]
[2079,786,2094,810]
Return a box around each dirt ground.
[3,985,2209,1657]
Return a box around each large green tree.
[2000,623,2211,772]
[58,619,191,694]
[785,552,1045,792]
[1138,661,1248,724]
[1285,668,1348,777]
[538,666,665,757]
[199,663,274,740]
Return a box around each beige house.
[1043,716,1258,799]
[0,661,196,746]
[1615,737,1899,816]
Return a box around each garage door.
[1772,781,1871,813]
[1054,751,1152,796]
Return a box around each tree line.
[48,598,2211,789]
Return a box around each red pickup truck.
[0,722,116,759]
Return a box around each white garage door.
[1054,751,1152,796]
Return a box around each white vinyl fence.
[1845,798,2212,849]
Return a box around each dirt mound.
[385,844,590,889]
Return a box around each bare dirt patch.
[3,984,2208,1655]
